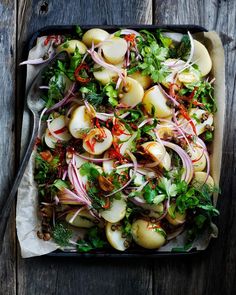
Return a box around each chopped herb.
[52,223,73,247]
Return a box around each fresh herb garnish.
[52,223,73,247]
[76,227,106,252]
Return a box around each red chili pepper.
[54,126,67,134]
[85,138,96,153]
[112,119,130,136]
[74,63,90,83]
[124,34,136,46]
[179,105,197,135]
[192,100,204,107]
[40,150,53,162]
[95,119,107,138]
[102,198,110,209]
[44,35,59,46]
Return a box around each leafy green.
[104,83,118,107]
[52,223,73,247]
[143,183,157,204]
[52,179,69,190]
[204,130,214,142]
[176,35,191,60]
[158,177,177,197]
[76,227,106,252]
[156,30,172,48]
[75,26,83,38]
[80,162,100,182]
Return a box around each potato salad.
[28,27,219,252]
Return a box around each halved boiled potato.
[161,152,171,171]
[131,219,166,249]
[57,40,87,55]
[119,77,144,107]
[128,71,152,90]
[83,127,113,155]
[192,171,214,188]
[106,222,130,251]
[141,203,164,219]
[66,209,97,228]
[143,85,172,118]
[179,108,214,135]
[45,115,71,149]
[69,105,93,139]
[93,62,123,85]
[82,28,109,47]
[178,66,201,84]
[100,197,126,223]
[101,37,128,64]
[103,151,115,174]
[189,109,214,135]
[191,39,212,76]
[44,129,58,149]
[166,203,186,226]
[141,141,166,163]
[187,145,206,172]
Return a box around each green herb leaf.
[52,223,73,247]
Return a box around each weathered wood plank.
[153,0,236,294]
[0,0,17,294]
[16,1,153,295]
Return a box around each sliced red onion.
[162,140,194,184]
[196,138,210,182]
[58,188,89,205]
[46,82,76,113]
[76,153,112,163]
[106,150,137,197]
[68,207,86,223]
[158,84,180,107]
[87,47,125,79]
[138,118,154,129]
[177,31,195,73]
[62,170,68,181]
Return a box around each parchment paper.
[16,31,225,258]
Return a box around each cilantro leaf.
[76,227,106,252]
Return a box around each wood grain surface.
[0,0,235,294]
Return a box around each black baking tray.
[24,24,209,258]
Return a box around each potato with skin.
[179,108,214,135]
[192,172,214,188]
[69,106,93,139]
[143,85,172,118]
[187,145,206,172]
[131,219,166,249]
[100,197,127,223]
[119,77,144,107]
[141,203,164,219]
[83,127,113,155]
[45,115,71,149]
[106,222,130,251]
[57,40,87,55]
[166,203,186,226]
[66,209,97,228]
[93,62,123,85]
[191,40,212,76]
[141,141,166,163]
[129,71,152,90]
[101,37,128,64]
[82,28,109,47]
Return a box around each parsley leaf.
[76,227,106,252]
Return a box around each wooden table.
[0,0,235,294]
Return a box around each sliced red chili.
[44,35,59,46]
[85,137,96,153]
[102,198,110,209]
[54,126,67,134]
[179,105,197,135]
[74,63,90,83]
[124,34,136,46]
